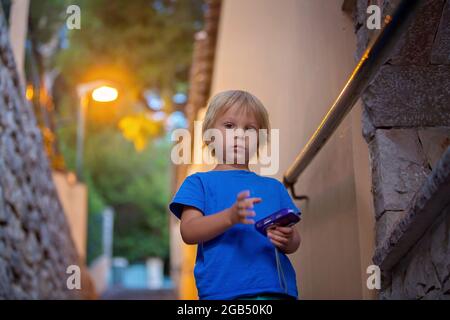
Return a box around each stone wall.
[354,0,450,299]
[0,9,92,299]
[377,147,450,299]
[385,211,450,299]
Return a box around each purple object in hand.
[255,208,300,236]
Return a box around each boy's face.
[212,104,259,164]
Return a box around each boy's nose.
[234,129,245,138]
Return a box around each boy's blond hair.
[202,90,270,156]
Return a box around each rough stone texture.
[0,10,91,299]
[431,0,450,64]
[369,129,431,219]
[387,0,445,65]
[362,65,450,128]
[379,206,450,299]
[355,0,450,299]
[354,19,371,62]
[353,0,400,61]
[376,210,407,247]
[418,127,450,169]
[354,0,445,64]
[357,0,450,131]
[374,146,450,270]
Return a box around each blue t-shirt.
[169,169,301,300]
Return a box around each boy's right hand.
[228,190,262,225]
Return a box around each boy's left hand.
[267,225,300,254]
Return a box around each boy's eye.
[224,122,234,128]
[245,127,257,132]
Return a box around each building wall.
[8,0,29,88]
[52,172,88,262]
[204,0,376,299]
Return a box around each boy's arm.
[180,190,262,245]
[180,206,234,244]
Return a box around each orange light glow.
[91,85,118,102]
[26,84,34,100]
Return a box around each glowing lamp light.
[91,85,118,102]
[26,84,34,100]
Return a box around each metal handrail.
[283,0,423,198]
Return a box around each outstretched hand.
[228,190,262,225]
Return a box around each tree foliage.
[27,0,203,263]
[57,0,204,99]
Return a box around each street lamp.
[92,85,119,102]
[76,81,118,180]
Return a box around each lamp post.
[76,81,118,181]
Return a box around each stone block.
[418,127,450,169]
[0,258,12,297]
[387,0,445,65]
[376,210,407,247]
[430,210,450,287]
[0,185,5,223]
[363,65,450,127]
[402,237,441,299]
[379,210,450,299]
[431,1,450,64]
[374,146,450,270]
[369,129,430,218]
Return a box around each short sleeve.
[169,173,205,219]
[278,182,302,217]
